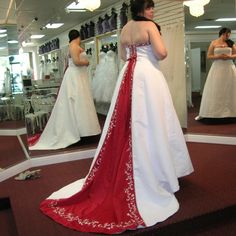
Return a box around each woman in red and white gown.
[40,0,194,234]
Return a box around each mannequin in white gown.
[40,1,193,234]
[29,30,101,150]
[196,28,236,120]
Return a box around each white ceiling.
[0,0,236,53]
[184,0,236,32]
[0,0,122,54]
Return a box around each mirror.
[17,2,122,158]
[0,0,188,173]
[184,0,236,136]
[0,24,28,170]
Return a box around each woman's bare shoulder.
[210,39,220,46]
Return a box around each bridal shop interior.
[0,0,236,235]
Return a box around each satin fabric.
[40,45,193,234]
[199,47,236,118]
[29,52,101,150]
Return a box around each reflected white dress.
[40,44,193,234]
[87,54,96,86]
[92,50,118,103]
[198,47,236,118]
[29,52,101,150]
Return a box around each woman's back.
[120,20,167,61]
[120,20,150,46]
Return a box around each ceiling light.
[195,25,222,29]
[216,18,236,21]
[66,8,86,12]
[30,35,45,39]
[0,29,7,33]
[8,40,18,44]
[0,47,7,50]
[184,0,211,17]
[45,23,64,29]
[84,0,101,11]
[66,0,101,12]
[22,41,34,47]
[0,34,7,38]
[66,1,86,12]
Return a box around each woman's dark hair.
[130,0,161,33]
[219,27,231,37]
[68,29,80,43]
[219,27,234,48]
[130,0,154,19]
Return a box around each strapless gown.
[40,44,193,234]
[198,47,236,119]
[29,52,101,150]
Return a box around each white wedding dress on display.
[92,50,118,103]
[29,52,101,150]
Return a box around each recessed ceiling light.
[195,25,222,29]
[66,1,86,9]
[22,41,34,47]
[45,23,64,29]
[216,18,236,21]
[0,29,7,33]
[30,35,45,39]
[0,47,6,50]
[66,1,86,12]
[8,40,18,44]
[66,9,86,12]
[0,34,7,38]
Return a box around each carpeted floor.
[0,142,235,236]
[187,93,236,136]
[0,136,26,169]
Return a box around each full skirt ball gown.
[29,52,101,150]
[197,47,236,119]
[40,44,194,234]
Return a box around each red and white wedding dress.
[40,44,194,234]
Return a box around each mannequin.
[96,17,104,35]
[102,14,110,33]
[119,2,128,28]
[108,8,118,31]
[88,21,95,37]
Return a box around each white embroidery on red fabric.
[46,45,145,231]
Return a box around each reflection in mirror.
[0,2,133,170]
[185,0,236,136]
[0,24,28,170]
[92,32,119,115]
[26,32,119,156]
[0,1,126,176]
[27,32,110,154]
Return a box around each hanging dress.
[29,52,101,150]
[40,44,194,234]
[197,47,236,119]
[92,50,118,103]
